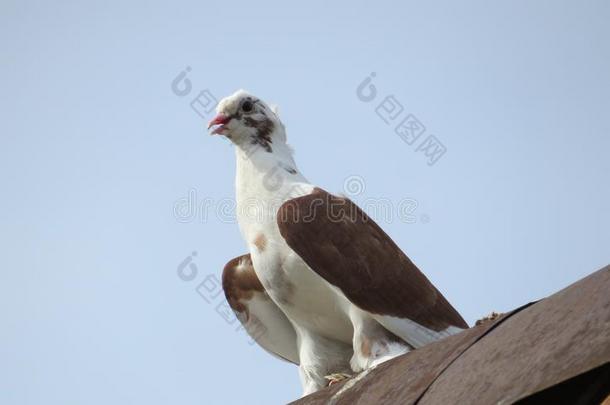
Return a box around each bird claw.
[324,373,352,386]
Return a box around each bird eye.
[241,100,254,113]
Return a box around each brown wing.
[222,254,299,364]
[277,188,468,332]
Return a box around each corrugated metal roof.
[292,265,610,405]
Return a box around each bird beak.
[207,114,231,135]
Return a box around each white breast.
[234,146,353,343]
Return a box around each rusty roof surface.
[292,265,610,405]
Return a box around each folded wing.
[277,188,468,348]
[222,254,299,364]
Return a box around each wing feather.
[222,254,299,364]
[276,188,468,340]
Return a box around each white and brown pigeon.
[209,90,468,396]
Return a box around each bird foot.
[324,373,352,386]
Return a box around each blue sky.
[1,1,609,404]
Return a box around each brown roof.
[292,265,610,405]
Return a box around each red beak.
[207,114,231,135]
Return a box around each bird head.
[208,90,284,153]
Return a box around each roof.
[292,265,610,405]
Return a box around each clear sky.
[1,1,609,404]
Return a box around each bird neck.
[234,136,312,227]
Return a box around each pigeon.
[209,90,468,396]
